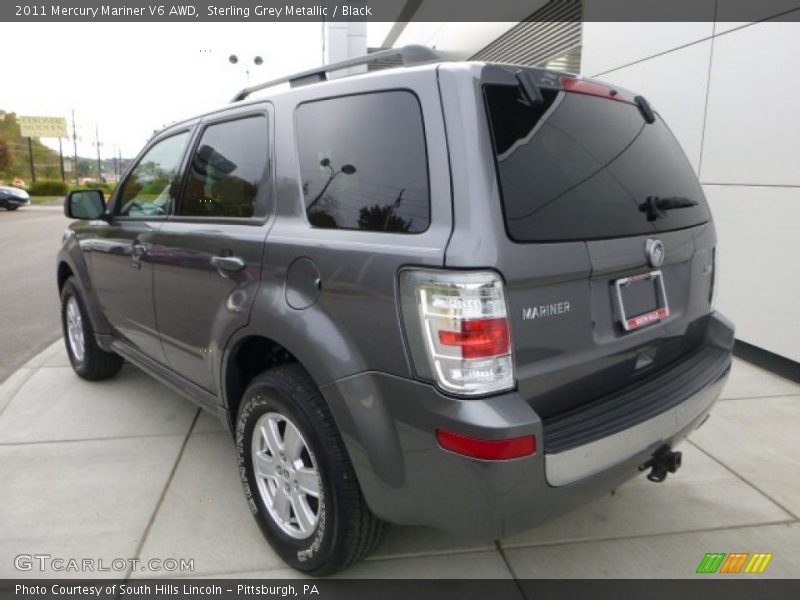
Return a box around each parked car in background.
[56,46,734,575]
[0,186,30,210]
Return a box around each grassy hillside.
[0,110,64,183]
[0,110,125,186]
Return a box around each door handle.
[210,255,245,276]
[130,242,147,269]
[131,243,147,259]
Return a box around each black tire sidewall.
[236,380,339,573]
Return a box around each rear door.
[149,109,272,394]
[472,69,716,418]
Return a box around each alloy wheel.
[65,296,85,362]
[252,411,321,539]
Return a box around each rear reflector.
[562,76,620,100]
[436,429,536,460]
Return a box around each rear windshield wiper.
[514,69,544,106]
[639,196,698,221]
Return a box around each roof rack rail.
[230,45,440,102]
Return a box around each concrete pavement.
[1,341,798,578]
[0,204,69,382]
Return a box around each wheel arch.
[56,249,112,340]
[57,260,74,291]
[222,332,304,432]
[221,329,389,524]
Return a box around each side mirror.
[65,190,106,220]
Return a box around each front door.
[150,112,271,393]
[89,130,193,361]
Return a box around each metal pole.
[27,137,36,183]
[59,138,66,182]
[72,109,78,184]
[306,170,340,212]
[95,124,102,182]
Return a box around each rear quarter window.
[295,90,430,233]
[484,85,710,242]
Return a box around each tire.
[60,277,123,380]
[6,205,18,211]
[236,364,385,575]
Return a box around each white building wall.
[324,21,367,76]
[583,18,800,361]
[389,0,547,54]
[392,22,518,58]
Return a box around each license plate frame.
[614,270,670,332]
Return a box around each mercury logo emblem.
[646,239,665,268]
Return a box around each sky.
[1,22,392,158]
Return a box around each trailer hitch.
[639,445,682,482]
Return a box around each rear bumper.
[321,311,734,539]
[545,370,723,486]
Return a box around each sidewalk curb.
[0,338,63,415]
[0,367,36,415]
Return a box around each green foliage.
[0,111,63,180]
[0,109,129,182]
[26,180,117,197]
[69,182,116,194]
[28,180,68,196]
[0,138,12,171]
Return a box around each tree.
[358,203,412,233]
[357,189,413,232]
[0,138,12,171]
[0,111,61,180]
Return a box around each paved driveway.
[1,342,799,579]
[0,204,68,382]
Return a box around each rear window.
[484,85,710,242]
[295,91,430,233]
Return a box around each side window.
[179,115,269,218]
[295,91,430,233]
[118,132,189,217]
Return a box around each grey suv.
[56,46,734,575]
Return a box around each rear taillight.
[399,270,514,396]
[439,318,510,359]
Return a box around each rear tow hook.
[639,445,682,482]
